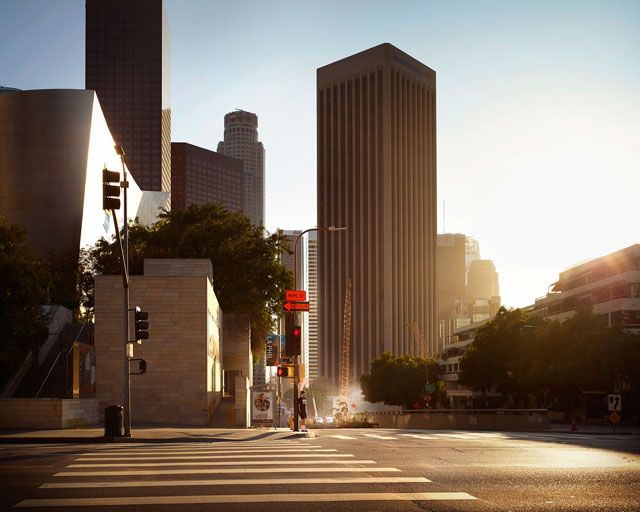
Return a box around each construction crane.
[408,322,429,358]
[339,278,352,406]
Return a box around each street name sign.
[283,301,310,312]
[286,290,306,301]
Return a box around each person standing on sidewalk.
[297,390,308,431]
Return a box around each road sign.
[609,411,621,424]
[279,357,292,365]
[286,290,306,301]
[608,394,622,412]
[425,384,435,392]
[283,301,310,312]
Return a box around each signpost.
[283,301,310,312]
[608,394,622,433]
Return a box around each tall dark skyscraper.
[317,43,437,386]
[86,0,171,197]
[217,111,265,227]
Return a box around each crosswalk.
[324,430,632,442]
[13,440,476,509]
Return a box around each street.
[1,429,639,511]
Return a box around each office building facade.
[304,231,319,381]
[534,244,640,330]
[317,43,437,385]
[171,143,243,212]
[86,0,171,198]
[217,111,265,226]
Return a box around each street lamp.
[290,226,346,432]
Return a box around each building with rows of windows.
[533,244,640,329]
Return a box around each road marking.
[329,435,357,439]
[68,459,371,468]
[41,476,431,489]
[54,466,401,477]
[434,434,473,439]
[16,492,476,507]
[0,465,54,468]
[77,451,342,460]
[363,434,397,440]
[79,448,335,457]
[399,434,438,439]
[89,443,325,453]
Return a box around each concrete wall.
[222,313,252,388]
[234,376,250,427]
[0,398,98,429]
[95,262,222,426]
[367,411,550,431]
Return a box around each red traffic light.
[294,328,301,336]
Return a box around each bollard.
[571,418,577,431]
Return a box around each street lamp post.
[290,226,346,432]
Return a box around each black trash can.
[104,405,124,436]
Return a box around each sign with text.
[286,290,306,301]
[251,389,275,425]
[265,335,278,366]
[283,301,309,312]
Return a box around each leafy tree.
[458,307,530,399]
[0,218,51,388]
[84,204,293,361]
[458,306,640,412]
[360,351,442,409]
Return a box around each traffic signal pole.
[116,146,132,438]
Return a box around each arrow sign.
[283,301,310,312]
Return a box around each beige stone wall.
[0,398,98,429]
[95,271,221,426]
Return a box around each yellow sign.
[609,412,621,424]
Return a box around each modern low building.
[440,319,490,408]
[171,142,243,212]
[533,244,640,330]
[0,89,165,260]
[94,259,222,425]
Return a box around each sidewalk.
[548,421,640,436]
[0,424,315,444]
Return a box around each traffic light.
[285,324,302,356]
[134,307,149,343]
[277,365,294,378]
[102,168,121,210]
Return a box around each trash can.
[104,405,124,436]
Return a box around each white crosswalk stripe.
[14,440,477,509]
[329,434,357,439]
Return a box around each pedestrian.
[297,390,308,432]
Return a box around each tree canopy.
[0,217,51,389]
[84,204,293,360]
[458,306,640,411]
[360,351,443,409]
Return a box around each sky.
[1,0,639,309]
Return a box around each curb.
[0,431,317,444]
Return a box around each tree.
[458,307,530,400]
[84,204,293,361]
[360,351,442,409]
[0,217,51,389]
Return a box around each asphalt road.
[1,429,639,511]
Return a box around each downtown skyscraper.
[317,43,437,386]
[217,110,265,227]
[86,0,171,197]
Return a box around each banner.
[251,389,276,424]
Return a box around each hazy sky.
[1,0,639,309]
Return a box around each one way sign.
[608,394,622,412]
